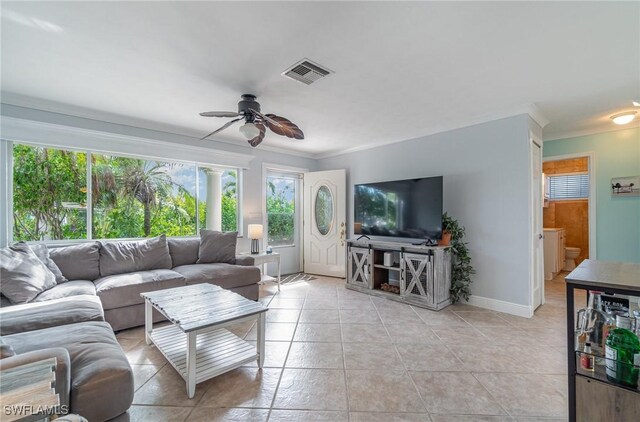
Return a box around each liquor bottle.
[580,343,595,372]
[576,291,615,353]
[604,327,640,388]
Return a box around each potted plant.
[438,229,452,246]
[442,212,475,303]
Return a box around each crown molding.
[543,123,640,142]
[0,116,256,169]
[525,103,550,129]
[1,92,202,138]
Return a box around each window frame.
[547,171,590,201]
[265,172,299,248]
[5,140,243,243]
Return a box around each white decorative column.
[203,168,224,231]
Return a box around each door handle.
[538,234,544,240]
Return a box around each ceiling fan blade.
[200,117,243,140]
[264,114,304,140]
[248,123,266,147]
[247,108,283,128]
[199,111,240,117]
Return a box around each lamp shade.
[248,224,264,240]
[239,122,261,140]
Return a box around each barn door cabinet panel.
[348,246,371,289]
[346,239,452,310]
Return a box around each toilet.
[564,247,581,271]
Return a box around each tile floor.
[118,273,572,421]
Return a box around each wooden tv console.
[346,239,452,310]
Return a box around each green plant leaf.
[442,212,474,304]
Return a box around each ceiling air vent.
[282,59,332,85]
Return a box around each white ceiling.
[1,1,639,157]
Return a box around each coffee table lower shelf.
[149,324,258,386]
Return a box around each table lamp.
[248,224,263,254]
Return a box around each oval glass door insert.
[315,185,334,236]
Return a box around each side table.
[0,357,60,422]
[241,251,281,292]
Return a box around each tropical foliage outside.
[266,176,296,246]
[12,145,88,240]
[12,144,238,242]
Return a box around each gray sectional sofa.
[0,234,260,421]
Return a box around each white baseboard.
[464,295,533,318]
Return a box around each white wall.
[318,114,536,312]
[0,104,318,252]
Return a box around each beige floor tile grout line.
[266,285,307,421]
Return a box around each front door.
[303,169,346,277]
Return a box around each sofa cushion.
[99,235,172,277]
[94,269,186,310]
[235,254,256,266]
[168,237,200,267]
[0,242,57,304]
[50,242,101,281]
[197,230,237,264]
[4,321,134,422]
[34,280,96,302]
[172,263,260,289]
[0,295,104,336]
[31,244,68,283]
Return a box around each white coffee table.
[141,284,267,398]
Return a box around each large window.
[266,175,296,247]
[11,143,240,242]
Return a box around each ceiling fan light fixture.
[239,122,260,139]
[610,111,637,125]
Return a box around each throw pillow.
[0,242,57,304]
[99,234,173,276]
[30,244,68,284]
[167,237,200,267]
[49,242,100,281]
[197,230,237,264]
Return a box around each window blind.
[548,173,589,199]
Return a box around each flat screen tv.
[354,176,443,241]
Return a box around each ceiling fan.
[199,94,304,147]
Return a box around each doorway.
[264,168,303,275]
[303,169,346,278]
[541,152,596,303]
[531,138,544,310]
[262,166,347,279]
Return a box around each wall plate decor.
[611,176,640,196]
